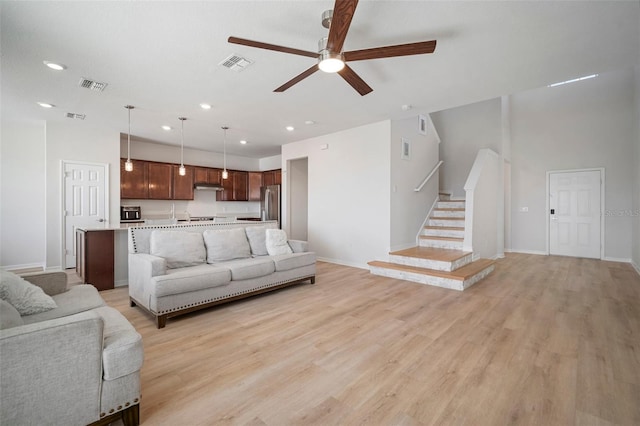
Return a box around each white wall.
[511,68,636,260]
[633,65,640,272]
[390,115,441,250]
[288,158,308,241]
[282,121,391,269]
[46,122,121,269]
[431,98,502,198]
[259,155,282,171]
[0,120,47,270]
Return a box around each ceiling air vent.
[78,77,108,92]
[66,112,86,120]
[219,54,254,72]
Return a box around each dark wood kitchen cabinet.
[172,164,194,200]
[76,229,114,291]
[120,159,148,199]
[217,171,234,201]
[262,169,281,187]
[248,172,262,201]
[233,171,248,201]
[194,167,221,184]
[147,162,173,199]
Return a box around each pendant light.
[178,117,187,176]
[124,105,134,172]
[222,126,229,180]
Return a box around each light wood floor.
[99,253,640,425]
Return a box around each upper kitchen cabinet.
[194,167,222,185]
[248,172,262,201]
[147,162,173,199]
[121,159,148,199]
[263,169,281,187]
[233,171,248,201]
[216,171,234,201]
[172,165,194,200]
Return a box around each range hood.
[194,182,224,191]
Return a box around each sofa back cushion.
[203,228,252,262]
[150,230,206,269]
[245,226,269,256]
[266,229,293,256]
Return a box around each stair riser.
[423,228,465,238]
[419,238,464,250]
[432,210,465,218]
[388,253,473,272]
[369,264,495,291]
[437,201,465,209]
[428,218,465,227]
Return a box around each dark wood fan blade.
[343,40,437,62]
[326,0,359,54]
[228,36,317,58]
[337,64,372,96]
[274,65,319,92]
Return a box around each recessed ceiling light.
[200,103,212,110]
[43,61,67,71]
[161,125,172,131]
[37,102,55,108]
[286,126,295,131]
[304,120,316,125]
[240,140,248,145]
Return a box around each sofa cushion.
[21,285,106,325]
[271,252,317,272]
[0,270,57,316]
[266,229,293,256]
[93,306,144,381]
[220,257,276,281]
[203,228,251,262]
[151,264,231,297]
[150,230,206,269]
[0,299,24,329]
[245,226,269,256]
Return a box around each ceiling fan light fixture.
[318,50,344,73]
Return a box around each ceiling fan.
[228,0,437,96]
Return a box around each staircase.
[368,196,495,291]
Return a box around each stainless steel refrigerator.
[260,185,281,228]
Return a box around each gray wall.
[634,65,640,271]
[288,158,308,241]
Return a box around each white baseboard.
[602,256,632,263]
[632,260,640,277]
[316,257,368,270]
[389,242,416,253]
[45,266,64,272]
[1,262,46,272]
[507,249,547,256]
[115,280,128,288]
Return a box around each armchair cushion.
[0,270,57,316]
[0,299,23,330]
[266,229,293,256]
[21,285,105,325]
[150,230,205,269]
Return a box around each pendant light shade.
[124,105,134,172]
[178,117,187,176]
[222,126,229,180]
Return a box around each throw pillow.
[245,226,269,256]
[150,230,206,269]
[265,229,293,256]
[203,228,252,263]
[0,270,58,316]
[0,299,24,329]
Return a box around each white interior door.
[64,162,108,268]
[549,169,601,259]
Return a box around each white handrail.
[414,160,443,192]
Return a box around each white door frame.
[60,160,110,269]
[545,167,604,259]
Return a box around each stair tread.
[439,199,465,202]
[389,247,471,262]
[368,259,495,281]
[430,216,465,220]
[434,208,465,211]
[424,226,465,230]
[419,236,464,242]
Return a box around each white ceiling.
[2,1,638,158]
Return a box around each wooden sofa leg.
[310,276,316,284]
[121,404,140,426]
[156,315,167,329]
[129,298,137,307]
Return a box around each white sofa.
[128,222,316,328]
[0,271,143,426]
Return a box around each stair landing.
[389,246,472,272]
